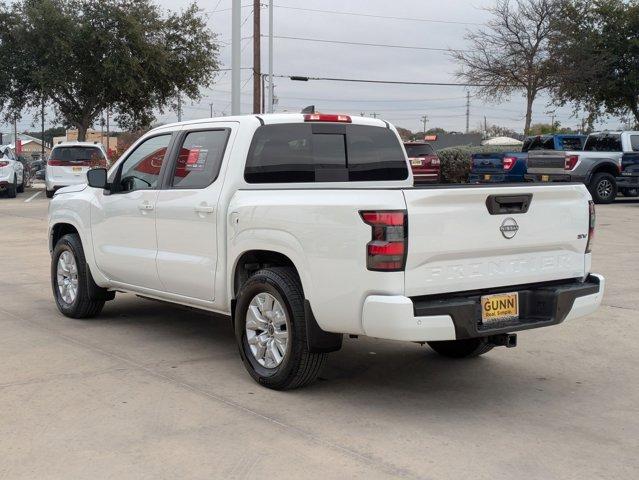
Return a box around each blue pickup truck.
[617,152,639,197]
[469,134,586,183]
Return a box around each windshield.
[405,144,435,157]
[584,134,622,152]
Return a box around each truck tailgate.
[403,184,590,297]
[527,150,566,173]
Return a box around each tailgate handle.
[486,194,532,215]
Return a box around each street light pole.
[268,0,274,113]
[231,0,241,115]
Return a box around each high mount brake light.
[360,210,407,271]
[304,113,352,123]
[586,201,595,253]
[565,155,579,170]
[503,156,517,171]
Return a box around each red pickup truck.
[404,141,441,183]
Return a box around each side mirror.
[87,168,109,190]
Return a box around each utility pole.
[106,109,110,159]
[421,115,428,134]
[252,0,261,114]
[209,103,214,118]
[465,91,470,134]
[177,94,182,122]
[484,116,488,136]
[13,116,17,150]
[268,0,274,113]
[371,112,378,119]
[41,98,45,160]
[261,75,266,113]
[551,113,556,133]
[231,0,241,115]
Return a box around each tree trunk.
[524,91,535,136]
[76,120,90,142]
[629,99,639,128]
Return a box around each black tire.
[620,187,638,197]
[235,267,327,390]
[6,175,17,198]
[45,188,54,198]
[428,337,494,358]
[17,174,25,193]
[589,172,617,204]
[51,233,107,319]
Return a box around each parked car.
[404,141,440,183]
[470,134,585,184]
[48,113,604,390]
[616,152,639,196]
[525,131,639,203]
[0,145,25,198]
[45,141,108,198]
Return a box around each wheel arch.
[232,249,303,298]
[587,162,620,182]
[49,222,80,253]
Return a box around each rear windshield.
[51,146,105,162]
[405,144,435,157]
[584,134,622,152]
[559,137,584,150]
[245,123,409,183]
[523,136,554,152]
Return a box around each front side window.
[117,134,171,192]
[171,130,230,189]
[244,123,408,183]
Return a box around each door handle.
[138,202,154,212]
[194,204,215,214]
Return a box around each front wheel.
[428,337,494,358]
[51,233,106,318]
[589,172,617,204]
[45,188,55,198]
[235,267,327,390]
[6,175,17,198]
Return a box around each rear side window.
[584,134,622,152]
[171,129,230,189]
[524,136,552,151]
[560,137,584,150]
[51,146,105,165]
[244,123,408,183]
[404,144,435,157]
[630,135,639,152]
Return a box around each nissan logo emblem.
[500,218,519,239]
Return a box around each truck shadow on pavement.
[86,294,573,414]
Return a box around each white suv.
[46,142,108,198]
[0,146,25,198]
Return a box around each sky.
[3,0,627,135]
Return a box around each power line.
[262,34,467,52]
[272,5,484,26]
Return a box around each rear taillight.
[0,161,8,167]
[503,157,516,171]
[48,159,64,166]
[586,201,595,253]
[360,210,407,271]
[565,155,579,170]
[304,113,352,123]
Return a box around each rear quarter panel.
[228,189,407,335]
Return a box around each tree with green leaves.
[0,0,218,140]
[450,0,556,135]
[549,0,639,127]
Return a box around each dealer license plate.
[481,292,519,324]
[72,166,82,173]
[410,159,422,166]
[541,174,550,182]
[484,174,491,180]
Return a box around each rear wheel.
[620,187,638,197]
[235,267,327,390]
[6,175,17,198]
[45,188,55,198]
[17,174,25,193]
[428,337,494,358]
[51,233,108,318]
[589,172,617,204]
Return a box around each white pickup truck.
[48,113,604,390]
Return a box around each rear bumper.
[524,173,573,182]
[616,175,639,187]
[361,275,604,342]
[413,173,440,183]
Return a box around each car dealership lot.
[1,190,638,480]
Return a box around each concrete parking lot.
[1,188,638,480]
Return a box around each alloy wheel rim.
[597,179,613,198]
[245,292,289,369]
[57,250,79,304]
